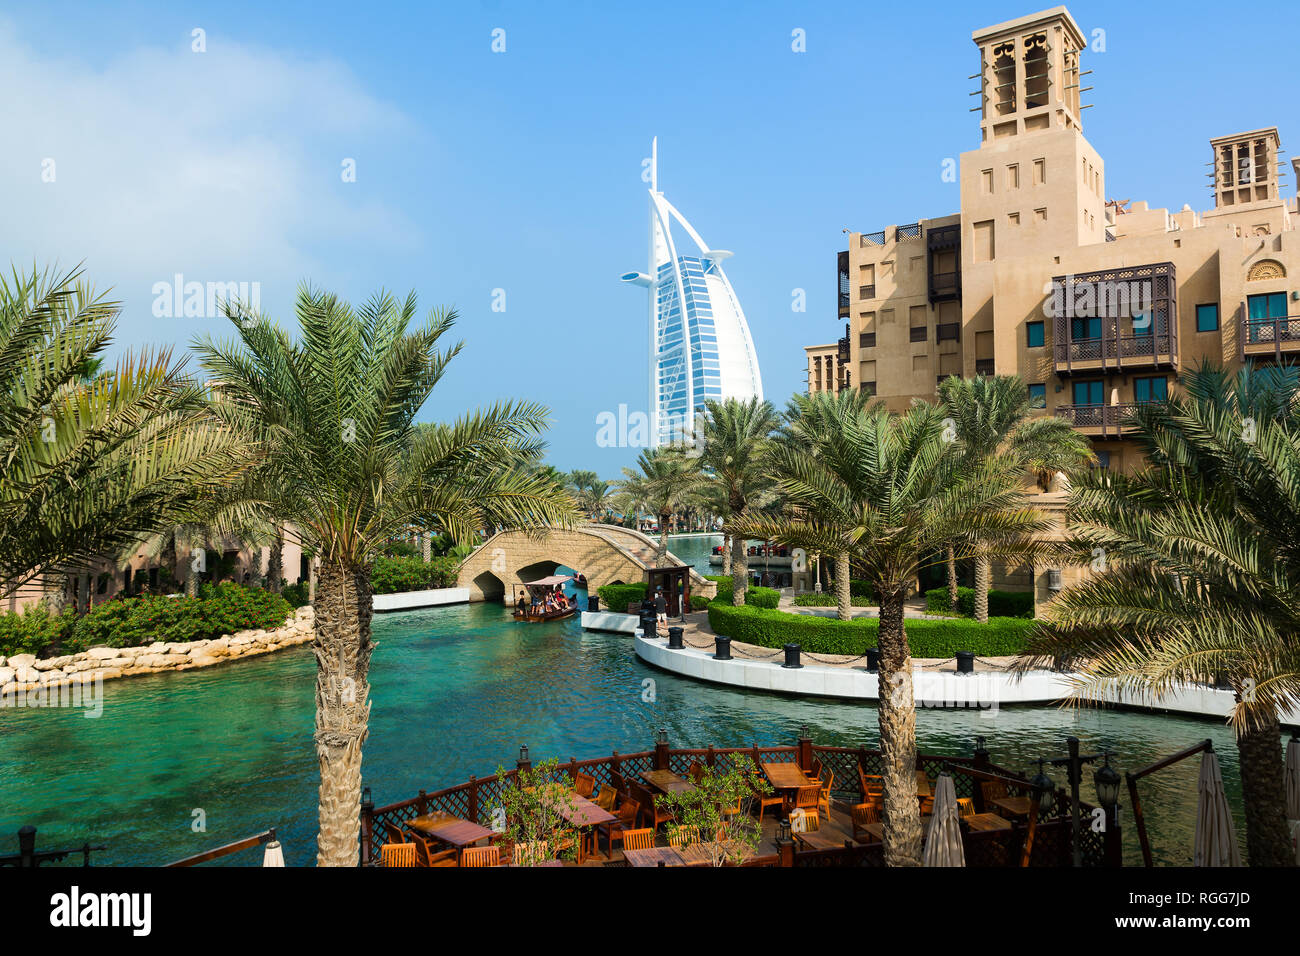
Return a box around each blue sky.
[4,0,1296,474]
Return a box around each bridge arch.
[456,525,717,603]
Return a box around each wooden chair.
[807,758,823,782]
[461,846,501,868]
[858,766,883,801]
[382,821,407,845]
[784,784,821,821]
[818,768,835,820]
[981,780,1009,803]
[688,761,706,784]
[620,828,656,851]
[790,809,820,834]
[667,825,699,849]
[850,802,880,842]
[956,797,975,817]
[753,774,784,820]
[593,784,617,811]
[600,796,641,856]
[380,842,417,867]
[513,841,550,866]
[573,771,597,798]
[631,783,672,831]
[411,836,457,867]
[610,771,627,795]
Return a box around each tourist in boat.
[516,592,527,615]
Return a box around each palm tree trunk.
[730,533,747,606]
[1235,715,1295,866]
[876,592,922,866]
[721,535,731,581]
[267,531,284,593]
[313,560,374,867]
[973,548,990,624]
[835,551,851,621]
[658,512,670,567]
[946,545,959,612]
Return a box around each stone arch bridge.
[456,525,717,603]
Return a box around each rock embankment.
[0,605,315,699]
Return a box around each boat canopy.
[521,575,573,588]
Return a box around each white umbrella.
[262,838,285,867]
[1193,750,1241,867]
[921,773,964,867]
[1286,736,1300,864]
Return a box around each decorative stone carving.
[1247,259,1285,281]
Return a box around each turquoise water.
[0,533,1252,866]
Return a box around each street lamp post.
[1046,736,1120,867]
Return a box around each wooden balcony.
[1050,263,1177,376]
[1241,314,1300,361]
[1054,403,1140,439]
[1052,333,1177,376]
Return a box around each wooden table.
[988,796,1034,819]
[963,812,1013,832]
[762,762,813,791]
[857,817,933,845]
[623,846,686,867]
[642,769,695,794]
[677,841,754,866]
[540,790,616,863]
[407,813,496,860]
[795,830,847,852]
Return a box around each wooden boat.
[511,575,578,622]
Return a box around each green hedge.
[706,602,1033,658]
[792,593,873,608]
[370,555,459,594]
[924,586,1034,619]
[597,582,648,611]
[1,583,293,658]
[705,575,780,609]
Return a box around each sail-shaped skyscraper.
[621,139,764,447]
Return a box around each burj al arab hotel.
[621,139,764,448]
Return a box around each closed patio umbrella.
[921,773,964,867]
[1193,750,1241,867]
[262,831,285,867]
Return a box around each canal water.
[0,533,1250,865]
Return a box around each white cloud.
[0,21,422,341]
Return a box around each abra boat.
[511,575,578,622]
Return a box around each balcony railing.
[1241,314,1300,361]
[936,322,961,342]
[859,333,876,349]
[897,223,922,241]
[861,230,886,247]
[1053,333,1177,373]
[1055,403,1141,439]
[909,325,928,343]
[975,359,994,376]
[837,323,850,361]
[859,284,876,300]
[1050,263,1177,375]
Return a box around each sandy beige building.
[807,6,1298,477]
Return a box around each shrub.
[64,583,293,652]
[706,602,1033,658]
[849,580,874,600]
[369,555,459,594]
[597,582,647,611]
[705,575,780,608]
[0,607,76,658]
[689,594,711,611]
[792,593,873,608]
[924,586,1034,619]
[280,581,310,608]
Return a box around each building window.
[1093,450,1111,470]
[1134,376,1168,403]
[1026,320,1044,348]
[859,333,876,348]
[1246,292,1288,343]
[910,325,927,342]
[1028,383,1046,408]
[1195,303,1219,332]
[1071,316,1102,341]
[862,381,877,397]
[1072,380,1104,406]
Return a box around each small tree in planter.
[657,756,771,866]
[487,759,583,866]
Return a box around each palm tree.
[575,479,612,522]
[0,265,244,601]
[939,375,1093,621]
[616,447,701,565]
[194,285,576,866]
[740,395,1048,865]
[698,397,780,605]
[1023,362,1300,866]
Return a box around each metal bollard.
[667,626,683,649]
[955,651,975,674]
[782,643,803,669]
[587,595,599,612]
[714,636,732,660]
[865,648,880,672]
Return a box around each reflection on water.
[0,556,1257,866]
